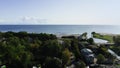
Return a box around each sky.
[0,0,120,25]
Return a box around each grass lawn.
[92,32,113,43]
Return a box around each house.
[81,48,95,64]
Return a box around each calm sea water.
[0,25,120,34]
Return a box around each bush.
[75,61,86,68]
[97,54,105,64]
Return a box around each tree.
[44,57,62,68]
[39,33,57,41]
[0,32,67,68]
[75,61,86,68]
[17,31,28,38]
[40,40,61,57]
[61,49,71,67]
[0,37,32,68]
[71,39,81,59]
[111,46,120,55]
[107,53,116,64]
[87,38,94,44]
[97,54,105,64]
[62,39,71,50]
[98,46,109,58]
[113,36,120,46]
[91,32,95,35]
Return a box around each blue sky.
[0,0,120,25]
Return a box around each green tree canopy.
[75,61,86,68]
[44,57,62,68]
[61,48,71,67]
[97,54,105,64]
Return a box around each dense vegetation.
[1,31,120,68]
[0,31,86,68]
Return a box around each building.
[81,48,95,64]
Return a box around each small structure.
[81,48,95,64]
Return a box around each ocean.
[0,25,120,35]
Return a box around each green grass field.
[92,32,113,43]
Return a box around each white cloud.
[20,16,47,24]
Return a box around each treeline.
[111,35,120,56]
[2,31,119,68]
[0,31,59,68]
[0,31,57,41]
[0,31,84,68]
